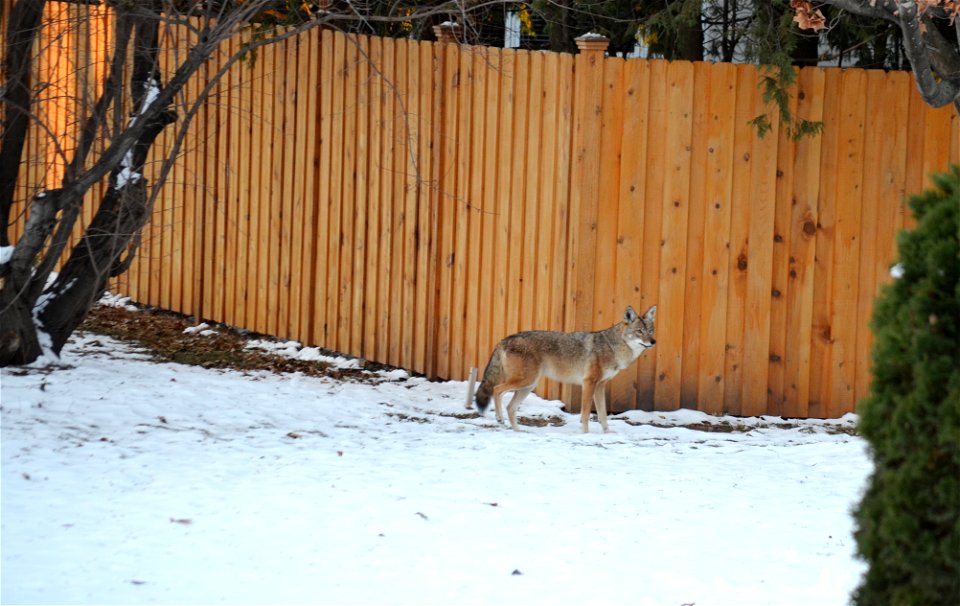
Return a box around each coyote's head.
[622,305,656,351]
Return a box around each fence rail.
[9,5,960,417]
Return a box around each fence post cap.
[575,32,610,52]
[433,21,462,44]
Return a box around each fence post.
[565,33,608,413]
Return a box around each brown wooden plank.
[594,57,623,330]
[636,59,668,411]
[398,38,419,369]
[434,41,459,379]
[696,61,736,416]
[535,50,563,402]
[680,61,709,410]
[723,63,759,416]
[361,36,382,360]
[377,39,403,364]
[312,29,335,346]
[206,37,224,324]
[547,53,575,402]
[325,32,347,349]
[415,40,435,374]
[463,47,490,380]
[278,34,298,340]
[477,47,501,388]
[505,50,529,341]
[520,50,543,337]
[336,36,358,353]
[852,70,888,407]
[594,57,624,407]
[739,70,779,417]
[826,68,866,418]
[782,66,825,419]
[654,60,694,412]
[808,67,843,418]
[399,39,418,369]
[612,58,651,409]
[450,43,474,379]
[220,34,238,327]
[294,29,319,343]
[765,68,799,416]
[492,48,515,367]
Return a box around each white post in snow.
[464,367,478,410]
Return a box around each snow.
[245,338,365,369]
[2,332,871,605]
[27,275,71,365]
[0,245,13,266]
[115,149,142,189]
[140,78,160,115]
[98,290,139,312]
[183,322,218,337]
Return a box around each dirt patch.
[518,415,566,427]
[80,304,400,383]
[618,417,858,436]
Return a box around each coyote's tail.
[474,346,503,414]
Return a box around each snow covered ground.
[2,328,870,605]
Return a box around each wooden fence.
[9,6,960,417]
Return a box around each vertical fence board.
[654,60,694,412]
[827,69,867,418]
[399,39,418,369]
[783,67,825,418]
[697,62,736,415]
[740,71,779,417]
[477,47,502,378]
[435,44,461,377]
[338,36,358,352]
[451,44,474,379]
[324,33,346,348]
[635,59,668,410]
[363,36,382,360]
[808,67,843,418]
[374,37,394,364]
[463,47,486,380]
[312,30,333,346]
[680,62,710,410]
[722,64,759,416]
[506,51,529,339]
[854,70,889,405]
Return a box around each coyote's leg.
[492,389,505,424]
[580,379,597,433]
[593,381,610,432]
[507,387,533,431]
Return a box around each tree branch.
[897,1,960,108]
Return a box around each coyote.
[472,305,656,433]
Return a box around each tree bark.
[0,0,46,247]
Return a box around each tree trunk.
[0,0,46,247]
[792,30,820,67]
[0,5,176,366]
[0,272,43,365]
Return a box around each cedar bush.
[853,165,960,606]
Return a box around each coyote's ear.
[624,306,638,322]
[644,305,657,323]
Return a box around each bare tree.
[0,0,496,367]
[792,0,960,112]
